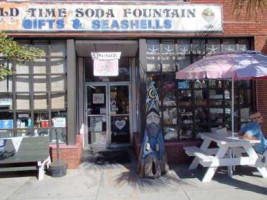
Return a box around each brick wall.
[256,80,267,137]
[50,135,83,169]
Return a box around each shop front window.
[0,40,67,143]
[145,38,253,141]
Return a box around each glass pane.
[32,42,48,56]
[0,76,12,92]
[147,55,160,72]
[111,116,130,143]
[87,86,106,115]
[51,128,66,144]
[34,112,49,128]
[110,85,129,114]
[89,116,107,145]
[240,89,251,105]
[237,39,249,51]
[17,113,31,128]
[177,80,190,89]
[195,108,208,124]
[210,108,224,125]
[34,93,47,109]
[177,39,190,55]
[161,40,175,55]
[179,126,193,139]
[51,75,65,92]
[222,39,236,52]
[16,76,30,92]
[51,93,65,109]
[164,127,178,140]
[109,57,130,81]
[162,56,176,72]
[206,39,221,54]
[193,79,206,89]
[33,75,47,92]
[191,39,205,54]
[17,129,31,137]
[52,111,66,128]
[238,80,250,88]
[163,108,177,125]
[194,91,207,106]
[240,107,250,123]
[180,109,193,125]
[192,55,204,63]
[178,90,191,106]
[16,93,30,110]
[51,40,66,57]
[16,61,30,74]
[0,112,13,129]
[0,94,12,110]
[51,58,66,74]
[0,129,13,138]
[163,91,176,106]
[33,58,48,74]
[33,128,49,137]
[147,39,160,55]
[176,56,190,71]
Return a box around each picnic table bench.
[184,132,267,182]
[0,136,51,181]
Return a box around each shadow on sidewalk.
[174,164,267,195]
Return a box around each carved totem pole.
[138,82,169,178]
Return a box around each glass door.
[86,84,108,149]
[109,84,130,145]
[86,83,130,149]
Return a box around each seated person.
[240,110,267,163]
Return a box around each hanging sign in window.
[91,52,121,76]
[93,93,105,104]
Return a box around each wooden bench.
[0,136,51,181]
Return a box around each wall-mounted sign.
[93,93,105,104]
[0,3,223,32]
[92,52,121,76]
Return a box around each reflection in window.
[164,127,178,140]
[145,38,253,141]
[16,76,30,92]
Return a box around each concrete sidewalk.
[1,156,267,200]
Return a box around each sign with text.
[92,52,121,76]
[0,3,222,32]
[93,93,105,104]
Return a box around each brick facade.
[50,135,83,169]
[3,0,267,167]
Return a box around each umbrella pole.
[231,77,234,138]
[228,77,235,178]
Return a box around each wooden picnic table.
[184,132,267,182]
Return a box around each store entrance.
[85,83,130,150]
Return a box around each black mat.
[95,150,131,165]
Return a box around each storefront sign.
[93,93,105,104]
[92,52,121,76]
[0,3,222,32]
